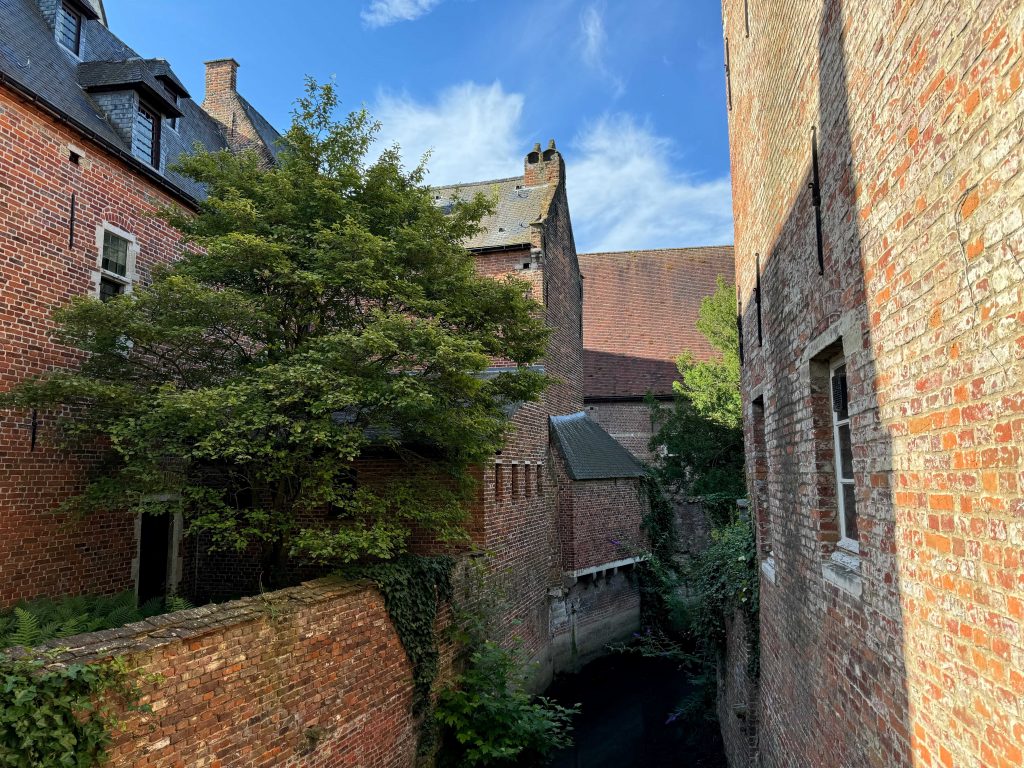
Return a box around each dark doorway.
[137,513,171,605]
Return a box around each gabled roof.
[550,413,646,480]
[78,59,183,116]
[581,246,735,400]
[432,176,552,251]
[0,0,276,204]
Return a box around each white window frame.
[93,223,139,299]
[830,354,858,553]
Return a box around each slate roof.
[78,59,183,115]
[0,0,276,203]
[432,176,553,250]
[550,413,646,480]
[580,246,735,400]
[238,94,282,162]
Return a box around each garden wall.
[46,578,421,768]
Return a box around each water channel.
[545,654,727,768]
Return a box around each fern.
[6,607,41,648]
[165,596,193,613]
[0,590,208,650]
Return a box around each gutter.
[0,73,199,210]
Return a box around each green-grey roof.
[433,176,553,250]
[550,413,646,480]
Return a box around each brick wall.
[585,401,658,462]
[39,578,422,767]
[0,84,187,607]
[552,451,646,572]
[716,608,758,768]
[202,59,275,165]
[725,0,1024,765]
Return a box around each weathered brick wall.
[549,568,641,671]
[202,59,275,165]
[40,578,421,767]
[551,451,646,572]
[0,84,187,607]
[585,401,658,462]
[725,0,1024,766]
[716,609,758,768]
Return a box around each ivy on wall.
[0,652,147,768]
[341,555,454,713]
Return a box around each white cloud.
[361,0,442,28]
[566,114,734,252]
[579,5,625,97]
[371,82,524,185]
[367,83,732,252]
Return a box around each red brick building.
[724,0,1024,765]
[0,0,278,607]
[581,247,734,461]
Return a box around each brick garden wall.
[724,0,1024,765]
[45,578,422,768]
[0,84,187,607]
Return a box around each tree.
[2,82,549,572]
[650,276,744,516]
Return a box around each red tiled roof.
[581,246,735,399]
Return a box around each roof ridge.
[433,175,527,189]
[579,245,734,257]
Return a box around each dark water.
[545,655,727,768]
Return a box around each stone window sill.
[821,547,862,598]
[760,555,777,585]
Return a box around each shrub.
[435,640,577,767]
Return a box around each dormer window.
[56,2,83,56]
[132,102,160,168]
[167,94,179,131]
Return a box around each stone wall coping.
[32,576,376,663]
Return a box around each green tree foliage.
[1,81,549,571]
[650,276,744,517]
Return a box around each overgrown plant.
[0,652,148,768]
[0,80,549,578]
[0,592,193,650]
[434,558,578,767]
[340,555,454,712]
[434,640,577,767]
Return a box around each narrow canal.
[545,654,727,768]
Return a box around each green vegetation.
[435,640,577,767]
[0,592,192,651]
[0,653,147,768]
[340,555,454,713]
[434,560,578,767]
[0,80,549,577]
[628,275,757,723]
[650,276,744,524]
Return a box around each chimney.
[524,139,564,186]
[204,58,239,104]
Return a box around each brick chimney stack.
[204,58,239,105]
[524,139,564,187]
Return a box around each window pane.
[838,423,853,479]
[102,231,129,276]
[99,277,124,302]
[831,364,848,421]
[56,4,81,53]
[842,483,858,540]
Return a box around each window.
[97,228,134,301]
[56,2,82,56]
[751,396,770,557]
[830,357,857,546]
[167,94,179,131]
[132,103,160,168]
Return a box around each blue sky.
[105,0,733,253]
